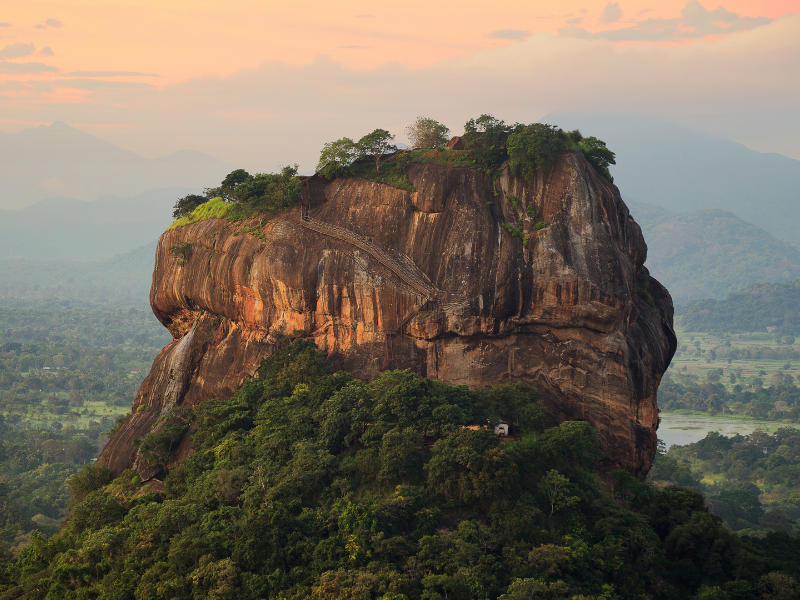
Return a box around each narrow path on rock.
[300,216,436,299]
[300,216,438,336]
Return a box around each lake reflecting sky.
[658,414,800,448]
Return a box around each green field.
[0,296,169,545]
[670,325,798,392]
[659,323,800,423]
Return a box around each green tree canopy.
[172,194,208,219]
[7,340,800,599]
[357,128,397,173]
[316,137,360,179]
[200,166,302,216]
[507,123,568,181]
[578,136,616,182]
[405,116,450,149]
[463,113,516,169]
[210,168,251,202]
[231,165,302,212]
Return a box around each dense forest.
[0,243,158,309]
[665,317,800,421]
[663,278,800,425]
[0,301,169,350]
[650,429,800,538]
[678,279,800,336]
[0,310,163,547]
[2,341,799,599]
[0,252,170,549]
[658,376,800,421]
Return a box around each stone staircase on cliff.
[300,217,436,298]
[299,216,436,335]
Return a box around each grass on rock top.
[166,198,231,231]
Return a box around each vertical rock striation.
[98,152,675,480]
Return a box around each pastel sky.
[1,0,799,171]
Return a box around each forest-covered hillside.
[3,341,799,599]
[0,302,168,548]
[628,201,800,303]
[677,279,800,335]
[650,429,800,537]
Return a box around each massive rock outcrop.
[98,152,676,480]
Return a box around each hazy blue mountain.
[0,189,184,261]
[628,199,800,303]
[0,121,232,209]
[0,242,157,309]
[676,278,800,334]
[542,112,800,244]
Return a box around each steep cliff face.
[98,152,675,480]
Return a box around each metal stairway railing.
[300,217,436,299]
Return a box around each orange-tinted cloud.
[562,0,774,40]
[487,29,532,40]
[601,2,623,23]
[0,42,36,59]
[0,1,796,166]
[0,62,59,74]
[1,0,790,87]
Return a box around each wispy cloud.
[556,25,590,39]
[338,45,369,49]
[39,47,54,56]
[0,80,32,92]
[0,23,10,28]
[356,15,375,18]
[486,29,531,41]
[54,78,155,91]
[65,70,160,77]
[0,42,35,59]
[601,2,622,24]
[45,18,63,28]
[0,62,59,74]
[560,0,772,42]
[0,80,52,94]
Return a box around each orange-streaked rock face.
[98,153,675,481]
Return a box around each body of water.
[657,413,800,448]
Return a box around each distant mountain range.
[0,189,185,261]
[676,278,800,335]
[628,200,800,303]
[0,242,158,309]
[543,113,800,245]
[0,121,232,210]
